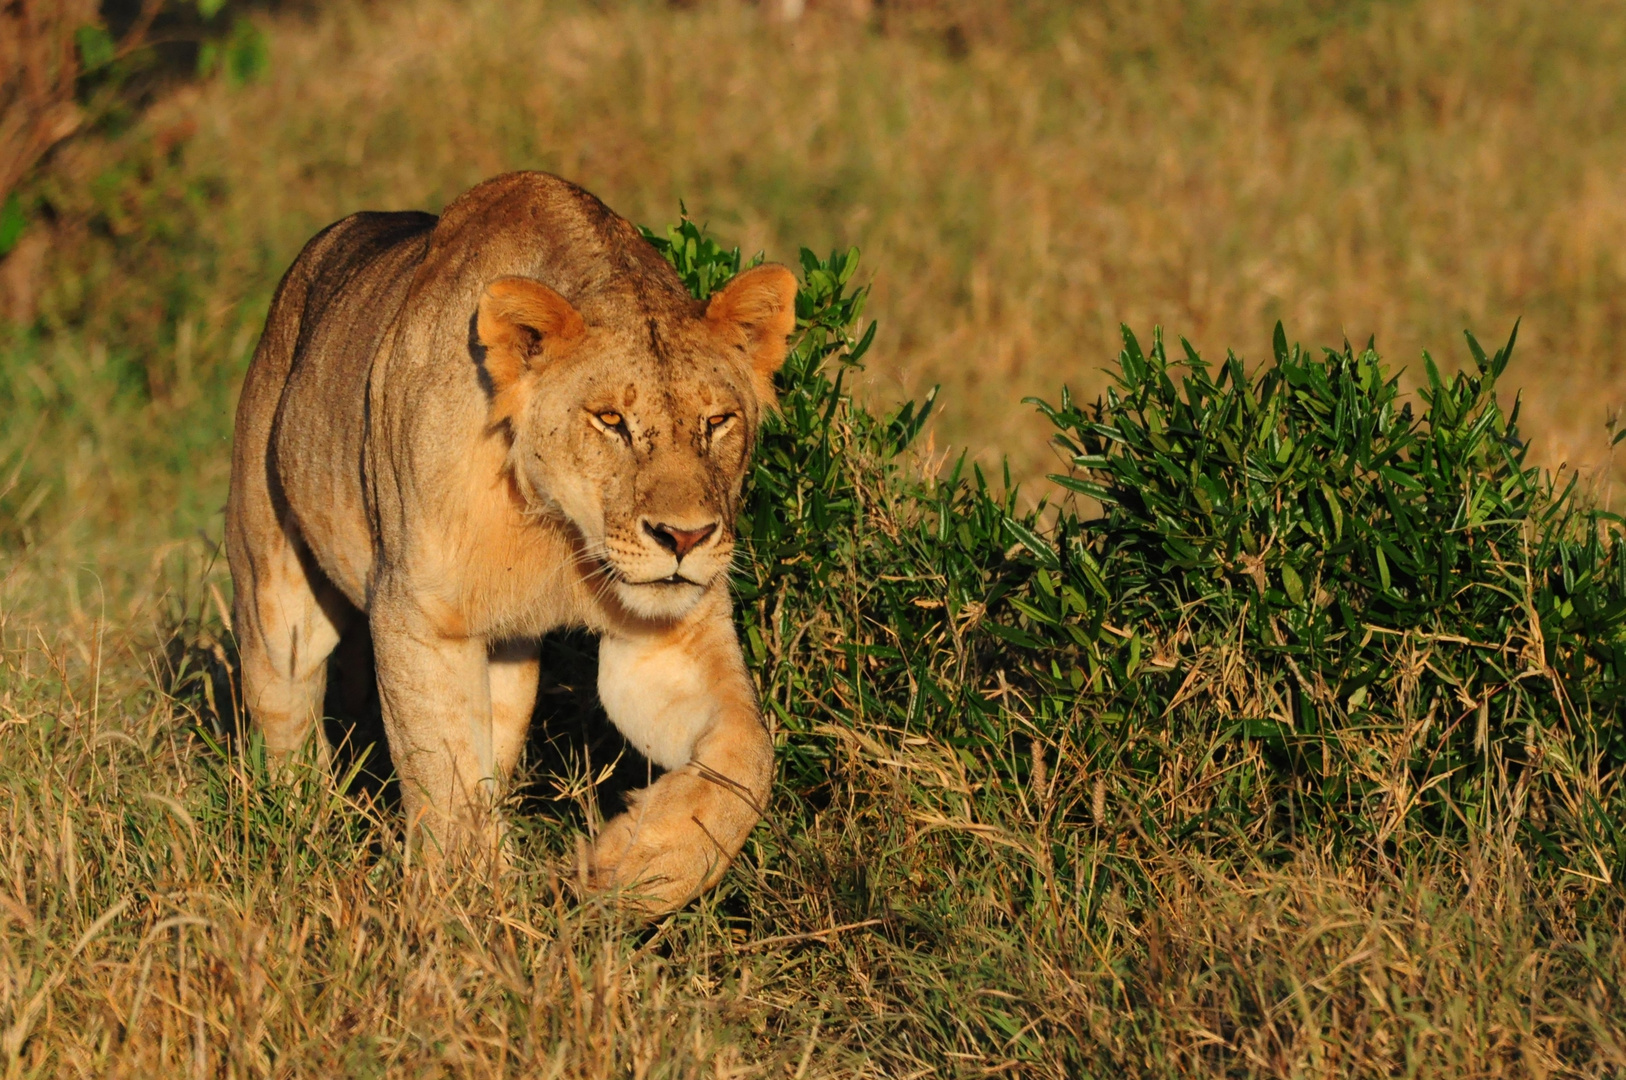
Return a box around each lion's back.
[229,210,437,607]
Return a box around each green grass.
[2,0,1626,1074]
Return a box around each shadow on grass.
[161,618,653,829]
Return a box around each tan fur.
[225,173,796,913]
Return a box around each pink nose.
[644,521,718,560]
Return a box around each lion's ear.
[706,263,798,403]
[476,276,585,424]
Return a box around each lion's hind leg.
[224,230,354,770]
[228,524,350,768]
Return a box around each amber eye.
[708,414,732,429]
[596,411,623,428]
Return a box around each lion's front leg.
[368,601,502,867]
[588,611,773,914]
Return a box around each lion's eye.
[708,414,732,429]
[597,411,623,428]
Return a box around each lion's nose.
[644,520,718,560]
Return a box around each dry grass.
[0,570,1622,1074]
[1,563,1624,1076]
[3,0,1626,1074]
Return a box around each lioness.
[226,172,794,912]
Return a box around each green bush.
[651,220,1626,890]
[1039,326,1626,864]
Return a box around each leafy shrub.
[1039,326,1626,861]
[651,221,1626,889]
[1042,323,1626,719]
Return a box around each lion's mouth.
[590,559,703,589]
[626,573,703,587]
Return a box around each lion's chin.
[613,578,709,621]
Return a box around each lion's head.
[473,263,797,621]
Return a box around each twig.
[727,918,886,955]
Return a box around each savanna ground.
[2,0,1626,1075]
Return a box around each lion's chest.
[417,476,595,640]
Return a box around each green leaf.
[1281,563,1305,605]
[1463,329,1490,375]
[1424,350,1443,397]
[1491,319,1519,379]
[1002,516,1059,570]
[0,193,26,259]
[837,246,860,285]
[847,319,877,364]
[225,19,270,87]
[1320,482,1344,542]
[1049,474,1119,504]
[75,24,115,72]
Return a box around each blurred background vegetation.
[6,0,1626,579]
